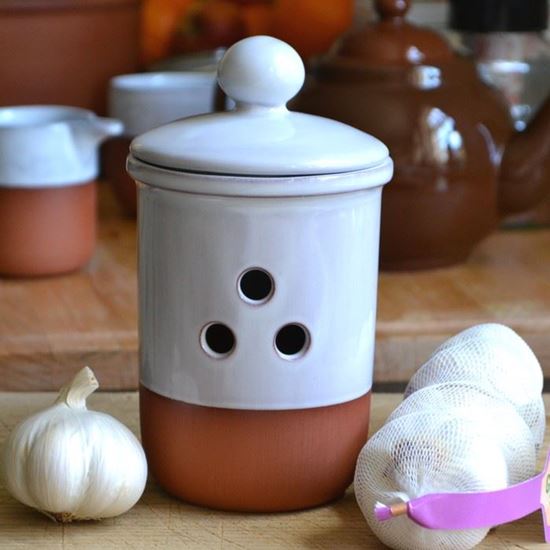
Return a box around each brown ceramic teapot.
[293,0,550,270]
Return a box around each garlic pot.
[127,36,393,512]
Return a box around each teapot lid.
[130,36,390,177]
[334,0,453,67]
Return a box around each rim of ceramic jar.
[127,155,394,197]
[111,72,217,93]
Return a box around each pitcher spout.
[499,95,550,215]
[70,114,123,171]
[71,114,123,149]
[87,116,124,144]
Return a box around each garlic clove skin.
[2,367,147,522]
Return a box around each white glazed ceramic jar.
[127,36,393,512]
[0,106,122,277]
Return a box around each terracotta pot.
[0,184,97,277]
[0,0,141,114]
[128,37,392,511]
[0,105,122,277]
[141,386,371,512]
[292,0,550,270]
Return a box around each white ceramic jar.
[127,36,393,512]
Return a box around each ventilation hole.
[275,323,310,359]
[238,268,274,304]
[201,323,236,358]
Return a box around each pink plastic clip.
[376,448,550,542]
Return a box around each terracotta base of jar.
[140,385,371,512]
[103,137,136,217]
[0,182,96,277]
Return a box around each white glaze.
[0,105,122,187]
[130,36,389,176]
[217,35,305,107]
[128,156,393,196]
[138,178,383,409]
[131,111,389,177]
[109,71,217,137]
[129,37,393,410]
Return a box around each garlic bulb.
[355,409,514,550]
[1,367,147,522]
[354,323,543,550]
[404,323,545,447]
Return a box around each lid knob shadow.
[217,35,305,108]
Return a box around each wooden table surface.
[1,184,549,390]
[0,391,548,549]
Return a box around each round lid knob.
[375,0,410,19]
[217,35,305,108]
[129,36,391,186]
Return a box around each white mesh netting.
[387,382,537,484]
[405,324,545,448]
[354,324,544,550]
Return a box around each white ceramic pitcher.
[0,105,122,276]
[0,105,121,186]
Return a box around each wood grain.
[0,391,548,549]
[376,227,550,383]
[0,184,138,390]
[0,183,549,390]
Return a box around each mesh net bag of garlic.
[355,323,545,550]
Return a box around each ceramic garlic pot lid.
[130,36,390,177]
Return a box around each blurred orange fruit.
[270,0,354,59]
[171,0,247,55]
[141,0,195,64]
[141,0,354,65]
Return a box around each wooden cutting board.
[1,183,549,390]
[1,391,548,549]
